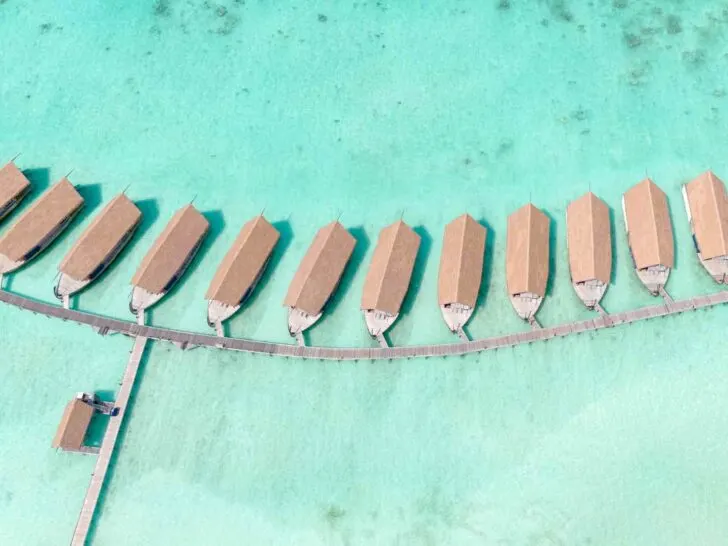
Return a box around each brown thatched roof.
[506,203,550,297]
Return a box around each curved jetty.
[284,221,356,342]
[506,203,550,323]
[0,161,31,222]
[682,171,728,283]
[206,215,280,334]
[361,220,420,343]
[0,178,83,277]
[55,194,142,307]
[566,192,612,309]
[438,214,486,338]
[130,204,209,317]
[622,178,674,295]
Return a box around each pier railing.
[2,289,726,361]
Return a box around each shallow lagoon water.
[1,0,728,544]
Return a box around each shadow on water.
[151,209,225,320]
[85,339,153,545]
[666,192,679,270]
[74,183,104,225]
[23,167,51,194]
[83,389,117,447]
[319,225,370,320]
[608,205,619,286]
[543,210,558,298]
[399,225,432,317]
[466,218,495,337]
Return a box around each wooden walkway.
[1,288,727,361]
[70,336,148,546]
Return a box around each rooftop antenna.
[335,210,343,222]
[10,152,21,163]
[122,183,132,195]
[259,206,267,218]
[190,194,198,205]
[400,208,406,221]
[65,168,75,179]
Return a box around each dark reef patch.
[496,139,514,157]
[546,0,574,23]
[317,13,328,22]
[497,0,511,11]
[625,61,652,87]
[153,0,170,17]
[665,14,682,35]
[682,49,706,69]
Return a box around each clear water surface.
[1,0,728,544]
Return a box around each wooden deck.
[70,336,148,546]
[1,288,726,361]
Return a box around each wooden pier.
[70,336,147,546]
[1,288,726,361]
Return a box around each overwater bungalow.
[566,192,612,309]
[437,214,486,337]
[52,395,93,452]
[206,215,280,334]
[130,204,209,317]
[361,220,420,341]
[682,171,728,283]
[0,161,31,222]
[55,194,142,307]
[284,221,356,340]
[0,178,84,277]
[506,203,550,322]
[622,178,674,295]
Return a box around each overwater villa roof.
[438,214,486,308]
[0,178,83,261]
[59,194,141,281]
[685,171,728,260]
[361,220,420,315]
[506,203,550,297]
[0,162,31,216]
[623,178,674,270]
[283,221,356,315]
[51,398,93,451]
[206,215,280,307]
[131,204,209,294]
[566,192,612,284]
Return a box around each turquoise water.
[1,0,728,543]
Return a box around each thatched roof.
[437,214,486,307]
[131,205,209,294]
[685,171,728,260]
[566,192,612,284]
[361,220,421,314]
[59,194,141,281]
[0,178,83,261]
[0,162,30,217]
[206,215,280,306]
[51,398,93,451]
[623,178,674,269]
[283,221,356,315]
[506,203,550,297]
